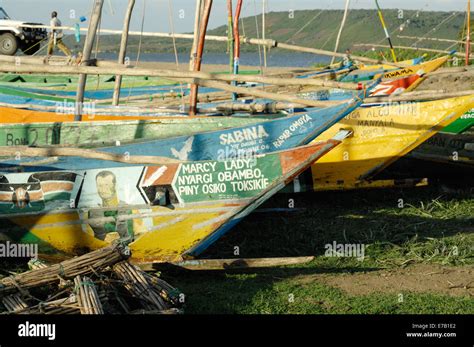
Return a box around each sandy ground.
[419,71,474,91]
[295,264,474,297]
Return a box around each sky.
[0,0,469,33]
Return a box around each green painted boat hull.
[0,116,283,148]
[442,109,474,135]
[408,132,474,165]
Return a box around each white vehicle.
[0,7,47,56]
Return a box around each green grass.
[170,271,474,314]
[201,185,473,265]
[161,184,474,314]
[1,184,472,314]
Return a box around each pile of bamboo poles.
[0,245,184,315]
[113,262,175,312]
[1,294,28,313]
[0,245,128,296]
[74,276,104,315]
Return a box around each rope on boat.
[374,2,428,46]
[284,10,325,44]
[106,0,116,16]
[409,11,461,50]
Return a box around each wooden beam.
[0,146,183,165]
[262,0,267,68]
[76,0,105,121]
[196,78,346,108]
[397,35,466,45]
[275,42,383,65]
[113,0,136,106]
[138,256,315,271]
[232,0,243,101]
[189,0,213,116]
[354,43,471,59]
[0,62,362,90]
[20,25,390,65]
[375,0,397,62]
[227,0,234,73]
[365,89,474,104]
[190,0,203,71]
[199,102,310,114]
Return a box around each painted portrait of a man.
[88,171,134,244]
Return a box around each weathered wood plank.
[138,256,315,271]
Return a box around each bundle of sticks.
[0,245,184,315]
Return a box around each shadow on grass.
[165,185,473,313]
[201,185,473,260]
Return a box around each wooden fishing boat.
[0,76,365,148]
[0,83,204,103]
[284,94,474,192]
[407,131,474,167]
[0,115,287,148]
[1,97,361,168]
[442,110,474,135]
[0,66,351,107]
[368,71,426,97]
[404,109,474,168]
[373,110,474,181]
[339,55,450,83]
[298,71,472,137]
[356,56,424,72]
[0,70,261,85]
[0,132,349,263]
[300,70,427,99]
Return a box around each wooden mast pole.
[227,0,234,73]
[75,0,105,121]
[232,0,243,100]
[331,0,350,64]
[112,0,136,106]
[467,0,471,66]
[262,0,267,68]
[375,0,397,63]
[189,0,213,116]
[190,0,203,71]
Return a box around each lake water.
[98,52,331,68]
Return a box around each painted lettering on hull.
[219,125,269,145]
[273,114,312,149]
[173,156,282,203]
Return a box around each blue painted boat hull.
[3,96,363,172]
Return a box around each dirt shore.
[419,70,474,91]
[296,264,474,298]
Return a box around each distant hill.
[64,9,467,55]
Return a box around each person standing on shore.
[47,11,72,58]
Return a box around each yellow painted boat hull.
[0,140,341,263]
[309,95,474,191]
[358,57,422,71]
[379,56,448,80]
[5,202,245,263]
